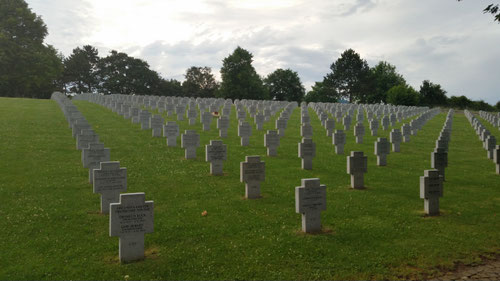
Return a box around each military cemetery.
[2,1,500,280]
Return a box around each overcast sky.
[27,0,500,104]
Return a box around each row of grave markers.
[465,110,500,174]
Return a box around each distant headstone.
[276,118,287,137]
[139,110,151,130]
[176,105,185,121]
[343,115,351,130]
[381,115,389,130]
[431,147,448,181]
[238,121,252,146]
[187,108,197,125]
[150,115,164,137]
[163,121,179,146]
[332,130,346,154]
[298,138,316,170]
[240,156,265,199]
[374,137,390,166]
[486,135,497,160]
[205,140,227,175]
[402,124,411,142]
[420,169,443,216]
[181,130,200,159]
[301,123,313,138]
[369,119,379,136]
[110,193,154,263]
[201,111,212,131]
[390,129,402,152]
[76,129,99,150]
[494,145,500,174]
[354,122,365,144]
[347,151,367,189]
[295,178,326,233]
[217,116,230,138]
[325,118,335,137]
[93,161,127,214]
[255,113,265,130]
[264,130,280,156]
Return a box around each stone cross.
[163,121,179,147]
[298,138,316,170]
[420,169,443,216]
[150,115,164,137]
[139,110,151,130]
[181,130,200,159]
[217,116,230,138]
[275,118,287,137]
[264,130,280,156]
[165,103,175,116]
[486,135,496,160]
[237,110,246,120]
[435,137,449,152]
[301,123,313,138]
[238,121,252,146]
[332,130,346,154]
[255,113,265,130]
[402,124,411,142]
[76,129,99,150]
[201,111,212,131]
[381,115,390,130]
[110,192,154,263]
[295,178,327,233]
[93,161,127,214]
[354,122,365,144]
[176,105,185,120]
[369,119,379,136]
[187,108,197,125]
[325,118,335,137]
[390,129,402,152]
[343,115,351,130]
[494,145,500,174]
[205,140,227,175]
[347,151,368,189]
[82,143,111,183]
[72,119,91,138]
[431,147,448,181]
[374,138,390,166]
[240,156,265,199]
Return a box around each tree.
[470,100,495,111]
[264,68,305,102]
[367,61,406,104]
[386,84,420,106]
[218,46,266,100]
[419,80,448,107]
[304,81,339,103]
[63,45,100,93]
[160,79,183,96]
[458,1,500,22]
[323,49,371,103]
[496,101,500,111]
[182,66,218,98]
[448,95,472,109]
[0,0,63,99]
[96,50,163,95]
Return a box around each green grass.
[0,97,498,280]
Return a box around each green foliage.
[160,79,183,96]
[96,50,164,95]
[182,66,218,98]
[63,45,100,93]
[448,95,472,110]
[470,100,495,111]
[264,68,305,102]
[496,101,500,111]
[304,81,338,103]
[419,80,447,107]
[323,49,371,103]
[386,84,420,106]
[367,61,406,104]
[0,0,63,99]
[218,46,267,100]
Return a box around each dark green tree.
[448,95,472,109]
[419,80,447,107]
[367,61,406,104]
[304,81,339,103]
[96,50,163,95]
[63,45,99,93]
[470,100,495,111]
[0,0,63,98]
[495,101,500,111]
[182,66,218,98]
[386,84,420,106]
[160,79,183,96]
[218,46,266,100]
[323,49,371,103]
[264,68,305,102]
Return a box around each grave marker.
[374,137,390,166]
[332,130,346,154]
[150,115,164,137]
[431,147,448,181]
[354,122,365,144]
[298,138,316,170]
[93,161,127,214]
[163,121,179,146]
[240,156,265,199]
[419,170,443,216]
[295,178,326,233]
[181,130,200,159]
[238,121,252,146]
[390,129,402,152]
[264,130,280,156]
[347,151,367,189]
[205,140,227,175]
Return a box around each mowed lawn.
[0,97,499,280]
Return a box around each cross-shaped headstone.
[150,115,164,137]
[217,116,230,138]
[110,192,154,263]
[76,129,99,150]
[419,169,443,216]
[347,151,368,189]
[264,130,280,156]
[486,135,497,160]
[237,110,246,121]
[494,145,500,174]
[238,121,252,146]
[343,115,351,130]
[431,147,448,181]
[325,118,335,137]
[72,119,91,138]
[381,115,390,130]
[163,121,179,147]
[139,110,151,130]
[240,156,265,199]
[390,129,402,152]
[165,103,175,116]
[82,143,111,183]
[93,161,127,214]
[255,113,265,130]
[354,122,365,144]
[187,108,198,125]
[301,123,313,138]
[295,178,327,233]
[205,140,227,175]
[275,118,287,138]
[201,111,212,131]
[332,130,346,154]
[369,119,379,136]
[181,130,200,159]
[298,138,316,170]
[176,105,185,121]
[374,137,390,166]
[401,124,411,142]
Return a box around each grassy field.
[0,97,499,280]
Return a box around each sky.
[26,0,500,104]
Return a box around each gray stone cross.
[347,151,367,189]
[295,178,326,233]
[93,161,127,214]
[205,140,227,175]
[181,130,200,159]
[240,156,265,199]
[419,169,443,216]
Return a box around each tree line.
[1,0,499,112]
